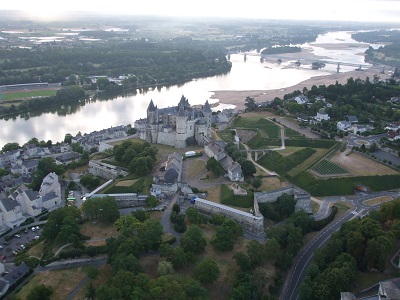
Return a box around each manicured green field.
[311,159,350,175]
[233,117,280,138]
[0,89,57,101]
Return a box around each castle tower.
[146,100,158,143]
[203,100,212,137]
[175,103,187,148]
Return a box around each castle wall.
[254,187,294,203]
[157,132,176,147]
[192,197,264,236]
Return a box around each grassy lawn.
[233,116,280,138]
[79,220,119,240]
[15,267,87,300]
[187,159,206,178]
[277,146,306,156]
[101,176,153,194]
[0,89,57,101]
[27,241,45,258]
[61,165,88,180]
[363,196,393,206]
[73,264,113,300]
[287,148,330,177]
[220,184,254,208]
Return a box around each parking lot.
[0,226,41,265]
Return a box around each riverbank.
[211,68,385,110]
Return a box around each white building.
[337,121,351,131]
[315,109,330,121]
[294,95,308,105]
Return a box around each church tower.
[203,100,212,138]
[146,99,158,143]
[175,103,187,148]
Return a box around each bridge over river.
[230,51,389,74]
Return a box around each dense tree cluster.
[113,141,157,175]
[42,206,82,246]
[259,193,296,221]
[82,197,120,223]
[224,141,256,177]
[300,199,400,300]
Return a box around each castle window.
[190,125,192,130]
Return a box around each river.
[0,31,382,147]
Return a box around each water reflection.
[0,31,379,146]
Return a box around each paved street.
[280,190,400,300]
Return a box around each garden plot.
[311,159,350,176]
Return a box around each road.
[280,190,400,300]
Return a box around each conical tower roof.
[177,103,186,117]
[147,99,156,111]
[203,100,212,113]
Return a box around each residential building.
[0,198,24,228]
[347,115,359,124]
[315,108,330,121]
[55,151,82,165]
[294,94,308,105]
[388,131,400,141]
[337,121,351,131]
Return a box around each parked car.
[33,236,40,240]
[35,226,40,230]
[1,272,9,277]
[0,245,3,249]
[1,256,6,260]
[31,227,36,232]
[14,234,20,238]
[3,242,9,245]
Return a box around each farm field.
[330,150,399,176]
[311,159,350,176]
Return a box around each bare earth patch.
[84,240,106,247]
[27,241,45,258]
[236,129,257,143]
[204,186,222,203]
[363,196,393,206]
[80,221,119,240]
[16,268,87,300]
[330,150,398,176]
[115,179,137,186]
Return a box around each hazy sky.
[2,0,400,23]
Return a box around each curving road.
[280,190,400,300]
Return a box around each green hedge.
[285,139,337,149]
[291,171,400,196]
[312,206,338,231]
[220,184,254,208]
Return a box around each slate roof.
[348,115,358,123]
[42,191,57,202]
[25,189,40,201]
[4,262,29,286]
[0,198,19,212]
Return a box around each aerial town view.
[0,1,400,299]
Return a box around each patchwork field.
[330,150,399,176]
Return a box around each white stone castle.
[135,95,212,148]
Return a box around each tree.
[206,157,224,176]
[181,225,207,254]
[27,284,53,300]
[145,195,159,208]
[195,257,220,284]
[185,207,201,225]
[111,253,143,274]
[211,219,243,251]
[240,160,256,177]
[1,142,19,153]
[84,265,100,280]
[252,177,262,190]
[86,282,96,300]
[82,197,120,223]
[157,261,174,276]
[172,203,180,214]
[246,240,267,268]
[244,96,257,112]
[234,252,252,271]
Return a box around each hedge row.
[285,139,337,149]
[291,171,400,197]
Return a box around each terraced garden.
[311,159,350,176]
[233,116,280,138]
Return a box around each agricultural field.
[311,159,350,176]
